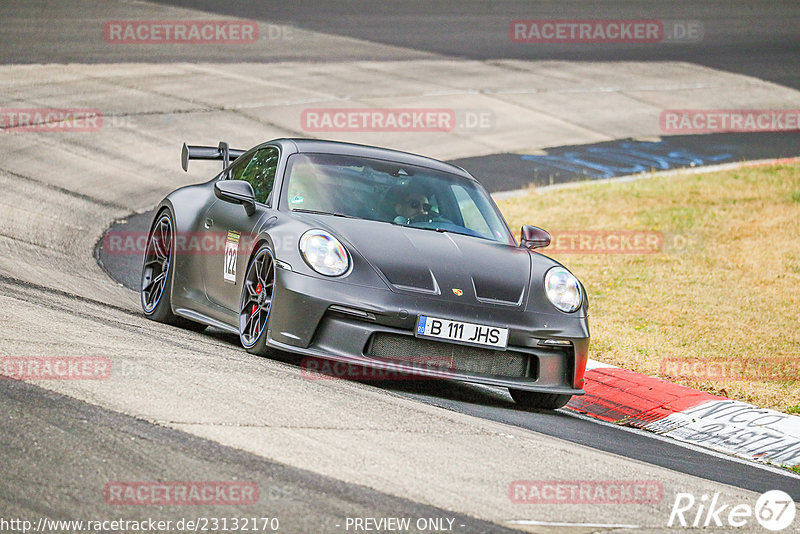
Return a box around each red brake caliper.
[252,282,262,316]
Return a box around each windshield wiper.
[292,209,356,219]
[392,222,496,242]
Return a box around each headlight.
[545,267,582,313]
[299,229,350,276]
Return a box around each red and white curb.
[566,360,800,469]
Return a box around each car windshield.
[283,153,513,244]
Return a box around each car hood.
[325,218,535,307]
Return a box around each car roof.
[263,138,475,180]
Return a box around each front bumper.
[266,267,589,394]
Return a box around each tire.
[140,209,205,331]
[239,245,275,355]
[509,389,572,410]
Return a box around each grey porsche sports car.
[141,139,589,409]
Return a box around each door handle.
[204,218,213,228]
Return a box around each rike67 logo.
[668,490,796,531]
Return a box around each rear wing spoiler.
[181,141,246,172]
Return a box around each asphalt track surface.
[3,0,800,531]
[1,378,516,534]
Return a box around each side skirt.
[173,307,239,334]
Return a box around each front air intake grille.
[366,333,532,378]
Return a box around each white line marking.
[585,359,618,370]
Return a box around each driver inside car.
[393,189,434,225]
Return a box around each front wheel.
[509,389,572,410]
[239,245,275,355]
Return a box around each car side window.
[230,147,279,205]
[227,152,255,181]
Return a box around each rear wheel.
[140,209,205,331]
[509,389,572,410]
[239,245,275,355]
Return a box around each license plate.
[416,315,509,349]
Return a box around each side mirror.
[520,225,551,250]
[215,180,256,216]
